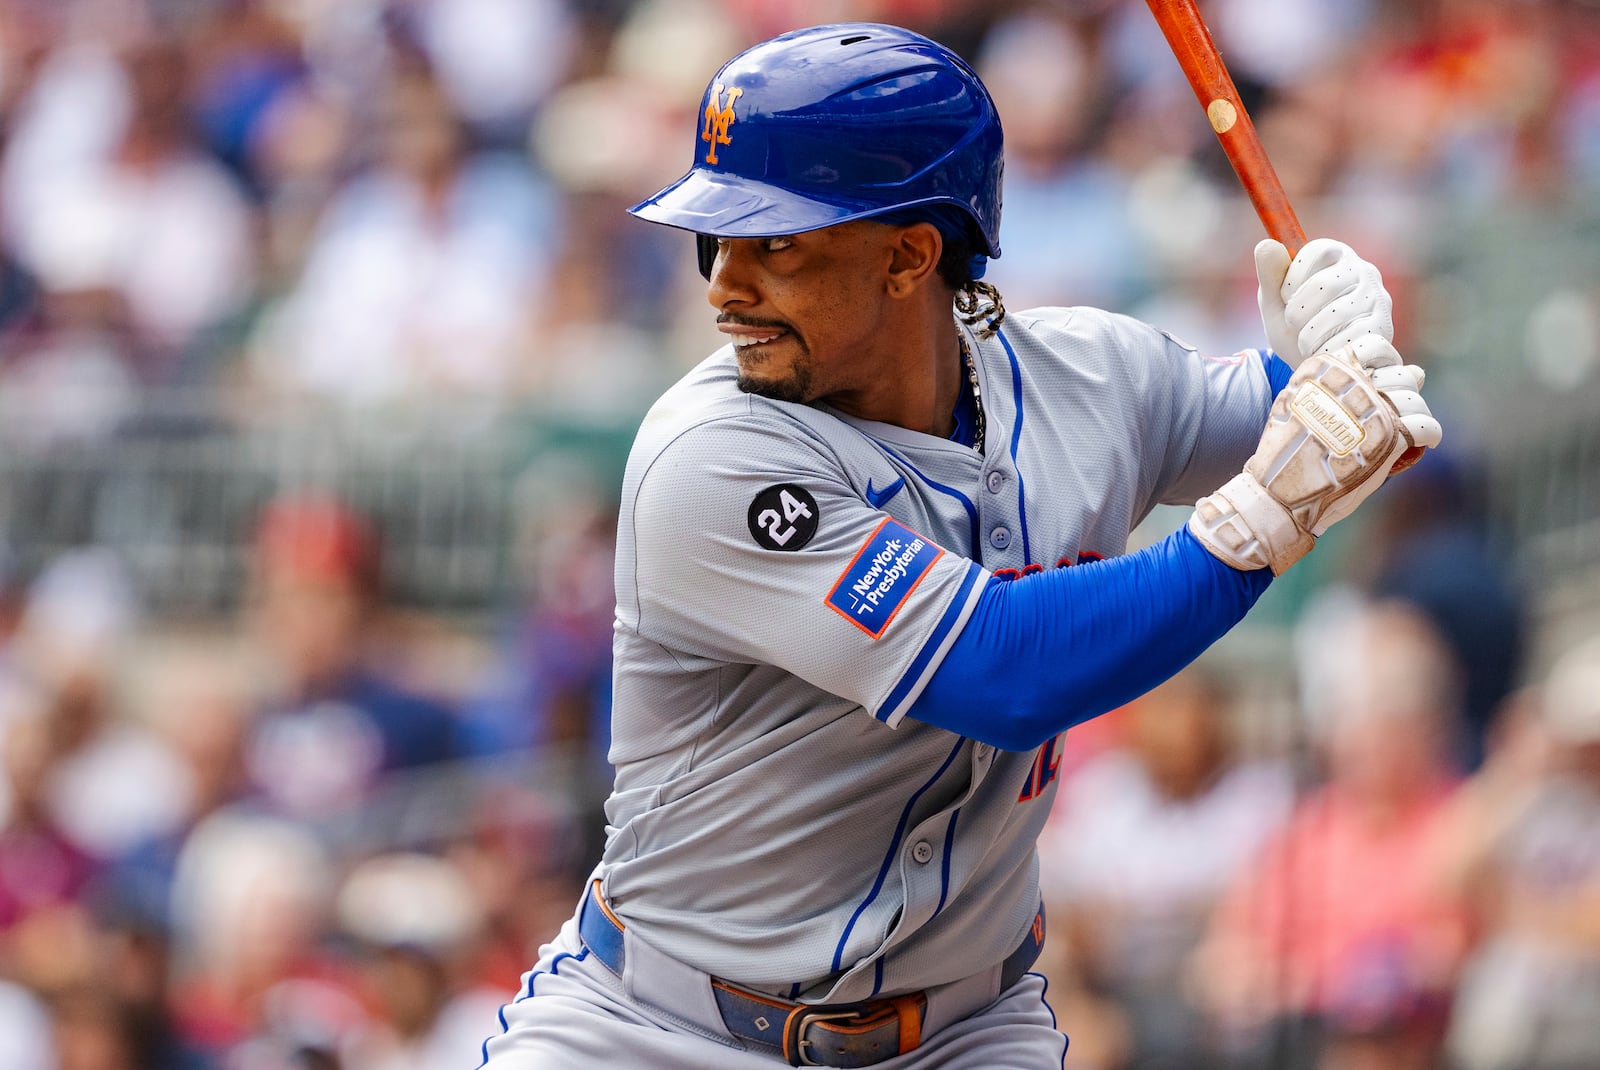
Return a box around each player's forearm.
[905,526,1270,750]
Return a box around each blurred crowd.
[1036,598,1600,1070]
[0,490,616,1070]
[0,0,1592,422]
[0,0,1594,1068]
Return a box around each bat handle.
[1250,150,1305,257]
[1262,198,1306,258]
[1147,0,1306,255]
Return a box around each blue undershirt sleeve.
[905,526,1272,751]
[1262,350,1294,397]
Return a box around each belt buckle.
[783,1007,865,1067]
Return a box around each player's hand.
[1188,339,1439,575]
[1255,238,1393,368]
[1344,335,1441,452]
[1346,334,1441,474]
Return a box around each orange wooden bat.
[1145,0,1306,255]
[1147,0,1428,466]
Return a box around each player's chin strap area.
[578,880,1044,1067]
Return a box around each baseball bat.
[1147,0,1426,468]
[1145,0,1306,255]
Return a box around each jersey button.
[910,840,934,865]
[986,470,1005,494]
[989,526,1010,549]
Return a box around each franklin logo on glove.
[1292,381,1364,456]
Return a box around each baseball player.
[480,23,1442,1070]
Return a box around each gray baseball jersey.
[599,305,1275,1006]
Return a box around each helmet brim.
[629,169,1000,257]
[629,169,877,239]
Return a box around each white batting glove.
[1365,347,1442,452]
[1189,344,1415,575]
[1339,333,1442,477]
[1256,238,1394,368]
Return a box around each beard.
[735,346,812,404]
[737,367,811,403]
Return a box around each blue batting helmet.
[628,23,1003,264]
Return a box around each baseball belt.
[578,880,1045,1068]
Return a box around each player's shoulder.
[625,349,842,481]
[996,305,1186,389]
[1008,304,1179,353]
[632,348,750,442]
[1005,305,1264,384]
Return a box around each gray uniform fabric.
[483,305,1277,1067]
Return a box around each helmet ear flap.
[697,234,718,281]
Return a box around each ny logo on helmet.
[701,83,742,165]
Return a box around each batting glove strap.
[1188,345,1406,576]
[1188,471,1315,575]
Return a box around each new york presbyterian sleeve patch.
[826,518,944,639]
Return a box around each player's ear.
[886,222,942,298]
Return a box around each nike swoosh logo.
[864,477,905,509]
